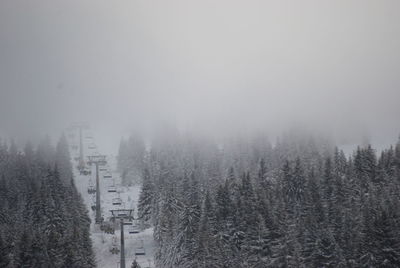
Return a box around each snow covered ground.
[68,131,155,268]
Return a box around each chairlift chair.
[108,185,117,193]
[112,197,122,205]
[117,210,128,217]
[88,143,96,149]
[128,225,140,234]
[91,201,96,211]
[104,172,112,179]
[144,259,152,268]
[87,185,96,194]
[100,221,115,234]
[135,240,146,256]
[109,236,120,255]
[80,168,91,176]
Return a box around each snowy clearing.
[68,130,155,268]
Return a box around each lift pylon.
[110,209,134,268]
[68,122,90,173]
[88,155,107,224]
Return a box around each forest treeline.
[119,129,400,268]
[0,135,95,268]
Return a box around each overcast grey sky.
[0,0,399,150]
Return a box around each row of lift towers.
[68,123,146,268]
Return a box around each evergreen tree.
[197,191,218,267]
[0,233,10,267]
[312,230,339,268]
[17,230,34,268]
[56,134,73,185]
[369,209,400,267]
[138,168,155,226]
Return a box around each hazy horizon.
[1,0,399,151]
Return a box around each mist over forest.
[1,0,399,145]
[0,0,399,267]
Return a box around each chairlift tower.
[69,122,90,172]
[110,209,134,268]
[88,155,107,223]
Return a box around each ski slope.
[67,130,155,268]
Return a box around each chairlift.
[88,143,96,150]
[112,198,122,205]
[109,236,120,255]
[87,154,97,160]
[117,210,128,217]
[87,185,96,194]
[80,168,91,176]
[100,221,115,234]
[108,185,117,193]
[145,259,152,268]
[123,221,133,226]
[135,240,146,256]
[128,225,140,234]
[91,202,96,211]
[99,167,107,172]
[104,172,112,179]
[90,195,96,211]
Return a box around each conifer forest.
[0,136,95,267]
[127,132,400,268]
[1,0,400,267]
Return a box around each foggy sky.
[0,0,399,150]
